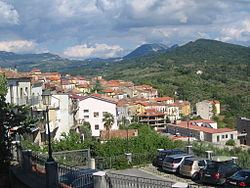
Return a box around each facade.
[167,121,238,144]
[196,100,220,120]
[138,109,167,129]
[77,94,118,137]
[6,76,33,106]
[36,94,74,142]
[237,117,250,145]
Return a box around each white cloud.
[0,1,19,26]
[64,43,123,58]
[219,19,250,42]
[0,40,37,53]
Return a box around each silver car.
[162,154,194,173]
[179,157,207,179]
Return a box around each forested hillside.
[67,39,250,128]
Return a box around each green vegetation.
[23,125,183,159]
[0,75,38,171]
[225,139,236,146]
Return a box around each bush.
[226,139,236,146]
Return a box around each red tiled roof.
[154,97,173,101]
[209,100,220,104]
[88,93,118,103]
[32,69,41,72]
[169,121,236,134]
[137,101,150,106]
[102,89,115,93]
[190,120,216,124]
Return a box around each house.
[189,120,218,129]
[0,69,34,106]
[196,100,220,120]
[167,121,238,144]
[175,100,191,116]
[138,109,167,129]
[76,94,118,137]
[237,117,250,145]
[35,93,74,143]
[153,97,174,104]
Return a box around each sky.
[0,0,250,59]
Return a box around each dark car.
[200,160,241,185]
[59,169,98,188]
[152,149,185,167]
[225,169,250,188]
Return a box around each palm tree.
[102,112,114,140]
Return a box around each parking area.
[139,164,216,188]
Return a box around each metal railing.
[58,163,94,188]
[106,172,174,188]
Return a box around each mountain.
[164,39,250,65]
[123,43,177,59]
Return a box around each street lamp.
[125,119,130,153]
[187,120,190,144]
[42,89,54,162]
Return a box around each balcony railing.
[15,96,41,106]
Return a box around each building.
[35,93,74,143]
[167,121,238,144]
[196,100,220,120]
[138,109,167,129]
[76,94,118,137]
[237,117,250,145]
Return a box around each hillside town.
[1,68,247,147]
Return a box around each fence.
[40,149,91,167]
[57,163,95,188]
[95,152,156,170]
[106,172,174,188]
[13,144,95,188]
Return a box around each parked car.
[162,154,194,173]
[59,168,98,188]
[152,149,186,167]
[225,169,250,187]
[179,157,207,179]
[199,160,241,185]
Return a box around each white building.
[6,76,32,105]
[77,94,118,137]
[196,100,220,120]
[36,93,74,142]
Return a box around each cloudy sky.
[0,0,250,59]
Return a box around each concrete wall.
[196,101,213,120]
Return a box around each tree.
[79,121,92,140]
[0,75,38,170]
[102,112,114,139]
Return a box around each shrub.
[226,139,236,146]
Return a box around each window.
[198,160,206,167]
[95,125,99,130]
[222,135,225,139]
[103,111,108,116]
[217,135,220,142]
[225,134,228,138]
[231,134,234,139]
[94,112,99,118]
[84,115,89,119]
[84,109,89,113]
